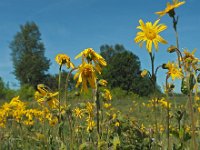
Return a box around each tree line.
[0,22,159,98]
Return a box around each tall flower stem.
[165,75,170,150]
[172,16,179,49]
[67,110,74,150]
[187,73,197,150]
[149,52,156,89]
[64,68,77,149]
[95,86,100,137]
[65,68,77,104]
[149,52,159,148]
[58,65,62,121]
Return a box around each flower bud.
[98,79,108,87]
[167,45,177,53]
[170,84,175,89]
[141,69,148,78]
[162,63,168,69]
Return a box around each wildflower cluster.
[0,96,58,128]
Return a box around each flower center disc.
[146,29,156,40]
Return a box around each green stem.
[153,99,158,143]
[95,87,100,136]
[149,52,157,90]
[65,68,77,104]
[188,90,197,150]
[58,65,62,121]
[149,52,159,148]
[165,75,170,150]
[172,16,179,50]
[67,111,73,150]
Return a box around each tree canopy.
[100,44,154,96]
[10,22,50,88]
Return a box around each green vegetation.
[1,0,199,149]
[100,44,155,96]
[10,22,50,88]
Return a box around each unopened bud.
[162,64,168,69]
[170,84,175,89]
[98,79,108,87]
[167,45,177,53]
[141,69,148,78]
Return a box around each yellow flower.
[112,113,117,120]
[86,118,95,132]
[49,117,58,126]
[55,54,75,69]
[23,120,34,126]
[73,107,84,119]
[159,124,165,133]
[134,19,167,53]
[35,84,59,109]
[102,89,112,101]
[159,98,171,108]
[198,107,200,113]
[85,102,94,115]
[156,0,185,17]
[115,121,120,127]
[182,49,199,70]
[195,96,199,101]
[98,79,108,87]
[141,69,148,78]
[165,61,183,80]
[75,48,107,67]
[103,103,111,109]
[140,123,145,132]
[74,63,97,92]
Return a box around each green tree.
[45,71,75,91]
[0,77,5,99]
[10,22,50,88]
[100,44,154,96]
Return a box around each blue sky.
[0,0,199,92]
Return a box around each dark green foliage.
[10,22,50,87]
[44,70,75,91]
[0,77,16,101]
[17,84,35,101]
[0,77,6,99]
[100,44,154,96]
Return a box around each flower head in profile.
[134,19,168,53]
[98,79,108,87]
[85,102,94,116]
[182,49,199,70]
[35,84,59,109]
[86,118,95,132]
[159,98,171,108]
[55,54,75,69]
[103,103,112,109]
[75,48,107,73]
[165,61,183,80]
[74,63,97,92]
[155,0,185,17]
[141,69,148,78]
[102,89,112,101]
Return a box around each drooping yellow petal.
[155,1,185,17]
